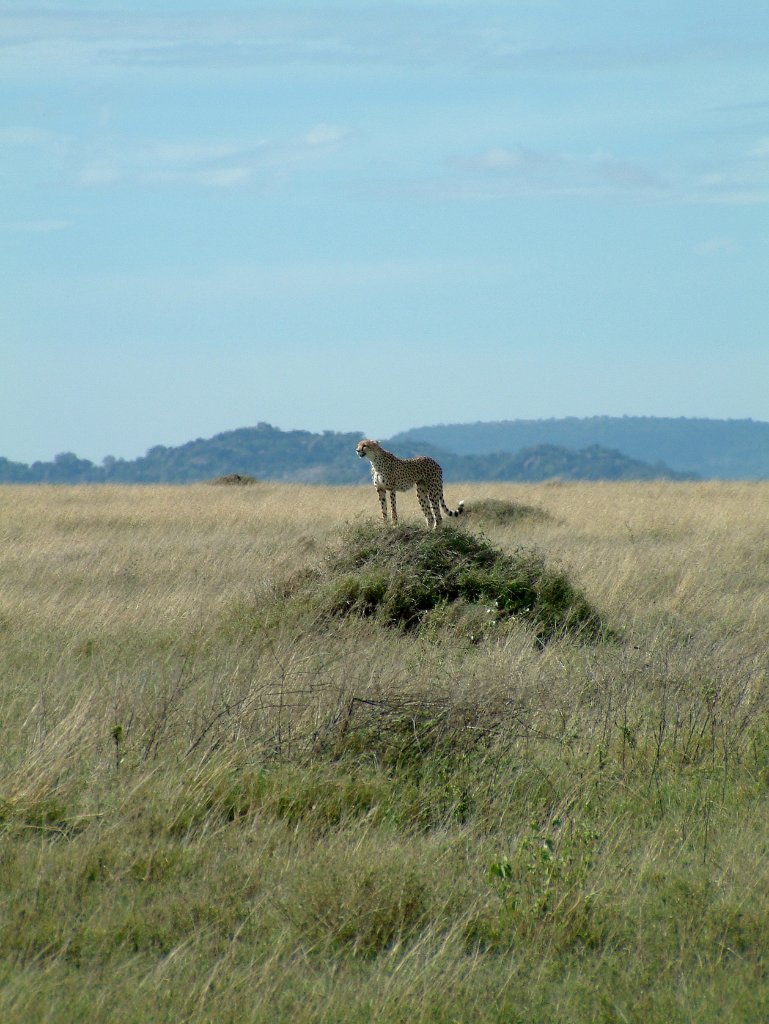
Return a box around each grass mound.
[315,522,605,643]
[464,497,550,525]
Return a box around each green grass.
[2,483,769,1022]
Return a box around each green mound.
[315,523,605,644]
[464,498,550,525]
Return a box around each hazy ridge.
[392,415,769,479]
[0,417,738,484]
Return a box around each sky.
[3,1,769,464]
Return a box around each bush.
[463,498,550,525]
[207,473,258,485]
[311,523,605,644]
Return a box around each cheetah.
[356,439,465,529]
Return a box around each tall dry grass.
[1,481,769,1023]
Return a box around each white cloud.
[694,237,738,256]
[304,123,351,147]
[474,148,532,171]
[0,126,69,153]
[3,8,768,209]
[446,144,666,201]
[73,125,351,190]
[77,160,120,186]
[689,145,769,206]
[76,144,248,188]
[0,6,692,80]
[193,166,253,188]
[395,131,769,206]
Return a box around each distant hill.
[391,417,769,480]
[0,423,695,484]
[0,424,367,485]
[439,444,697,483]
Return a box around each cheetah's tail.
[443,499,465,518]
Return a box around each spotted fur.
[356,439,465,529]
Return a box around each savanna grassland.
[2,480,769,1023]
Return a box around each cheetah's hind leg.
[417,485,437,529]
[429,493,443,528]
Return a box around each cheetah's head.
[357,439,379,459]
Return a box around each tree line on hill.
[0,422,699,484]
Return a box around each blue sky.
[3,1,769,464]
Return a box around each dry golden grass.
[2,480,769,1023]
[5,479,769,636]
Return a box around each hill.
[436,443,697,482]
[391,416,769,479]
[0,424,366,485]
[0,424,694,484]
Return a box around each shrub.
[207,473,258,485]
[463,498,550,525]
[311,523,605,644]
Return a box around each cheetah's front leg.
[389,490,398,525]
[377,488,389,523]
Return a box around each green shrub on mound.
[314,522,605,644]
